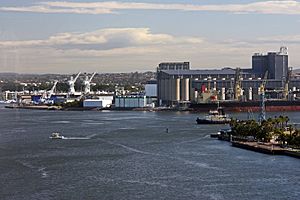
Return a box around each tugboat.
[49,132,65,139]
[196,107,231,124]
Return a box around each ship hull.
[190,100,300,112]
[196,118,230,124]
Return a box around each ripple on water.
[16,160,49,179]
[2,109,300,200]
[51,121,71,124]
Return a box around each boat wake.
[62,134,97,140]
[176,135,210,144]
[16,160,49,178]
[98,138,160,156]
[181,159,219,170]
[98,139,219,170]
[63,137,89,140]
[89,176,170,188]
[123,179,168,188]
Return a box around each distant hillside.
[0,71,156,92]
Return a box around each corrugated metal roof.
[161,68,252,75]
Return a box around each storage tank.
[164,79,168,101]
[194,90,198,102]
[180,78,184,101]
[160,79,164,101]
[175,78,180,101]
[159,79,163,101]
[248,87,253,101]
[221,88,226,100]
[184,78,190,101]
[168,78,172,101]
[293,87,297,99]
[171,78,176,101]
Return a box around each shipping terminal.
[157,47,300,112]
[2,47,300,112]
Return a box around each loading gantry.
[68,72,81,95]
[83,72,97,94]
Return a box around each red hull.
[228,106,300,112]
[190,101,300,112]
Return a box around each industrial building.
[144,79,157,106]
[157,47,300,106]
[83,96,113,108]
[115,96,147,108]
[252,47,288,79]
[145,80,157,98]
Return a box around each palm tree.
[283,116,289,127]
[277,115,285,129]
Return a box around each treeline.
[230,116,300,147]
[0,81,144,93]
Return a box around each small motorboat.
[211,128,232,138]
[49,132,65,139]
[210,132,221,138]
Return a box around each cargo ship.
[189,100,300,112]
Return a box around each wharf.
[231,141,300,158]
[5,105,62,110]
[5,104,109,111]
[231,141,284,155]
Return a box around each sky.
[0,0,300,74]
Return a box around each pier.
[231,141,300,158]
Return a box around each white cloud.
[1,1,300,15]
[2,28,300,73]
[258,35,300,43]
[0,5,112,15]
[0,28,204,73]
[0,28,202,50]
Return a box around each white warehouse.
[145,80,157,97]
[83,96,113,108]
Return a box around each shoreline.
[231,140,300,159]
[6,104,300,113]
[214,134,300,159]
[4,104,190,112]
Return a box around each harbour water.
[0,104,299,200]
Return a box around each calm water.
[0,105,299,200]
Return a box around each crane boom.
[49,80,58,94]
[73,72,81,82]
[283,68,292,100]
[89,72,96,82]
[68,72,81,94]
[259,70,268,123]
[261,70,268,91]
[234,68,241,100]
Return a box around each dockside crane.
[41,80,58,103]
[47,80,58,99]
[259,71,268,122]
[84,72,97,94]
[68,72,81,95]
[227,78,235,100]
[283,68,292,100]
[234,68,242,101]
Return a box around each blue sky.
[1,0,300,73]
